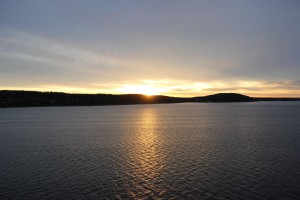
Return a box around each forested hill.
[191,93,255,102]
[0,90,186,107]
[0,91,299,108]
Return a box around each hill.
[0,90,186,107]
[0,90,299,108]
[192,93,255,102]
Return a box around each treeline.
[192,93,256,102]
[0,90,299,108]
[0,90,186,107]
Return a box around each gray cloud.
[1,0,300,96]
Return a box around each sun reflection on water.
[124,108,167,199]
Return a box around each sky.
[1,0,300,97]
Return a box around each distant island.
[0,90,299,108]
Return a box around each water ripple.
[0,103,300,199]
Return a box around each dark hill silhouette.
[0,90,299,108]
[0,90,187,107]
[192,93,255,102]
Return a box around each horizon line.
[1,89,300,99]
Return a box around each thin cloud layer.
[0,0,300,97]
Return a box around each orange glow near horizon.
[1,79,300,98]
[115,85,167,96]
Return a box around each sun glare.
[116,85,163,96]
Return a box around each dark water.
[1,102,300,200]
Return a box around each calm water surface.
[1,102,300,199]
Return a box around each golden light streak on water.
[125,108,167,199]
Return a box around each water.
[1,102,300,199]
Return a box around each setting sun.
[116,85,164,96]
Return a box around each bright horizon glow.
[115,85,166,96]
[1,79,299,98]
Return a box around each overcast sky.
[1,0,300,97]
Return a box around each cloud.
[0,30,162,85]
[1,1,300,97]
[173,88,192,92]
